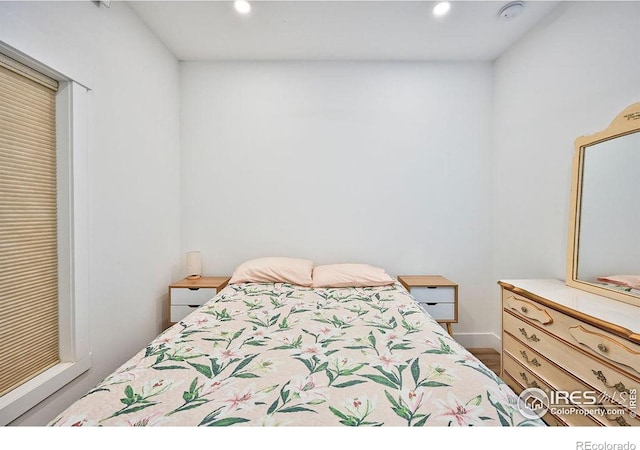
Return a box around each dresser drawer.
[503,311,552,350]
[502,353,602,427]
[500,371,557,426]
[504,333,560,387]
[503,352,545,391]
[503,291,640,378]
[568,325,640,379]
[170,287,217,306]
[503,292,553,325]
[419,302,455,321]
[411,286,455,303]
[504,311,640,413]
[170,305,200,323]
[503,333,639,426]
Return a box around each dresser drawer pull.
[519,350,541,367]
[598,343,608,353]
[505,295,553,325]
[519,372,540,389]
[519,327,540,343]
[591,370,631,394]
[594,404,630,426]
[615,416,630,427]
[569,325,640,375]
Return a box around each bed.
[596,275,640,296]
[49,260,543,427]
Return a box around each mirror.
[567,102,640,306]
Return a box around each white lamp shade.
[186,251,202,279]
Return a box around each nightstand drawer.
[419,302,455,321]
[398,276,458,336]
[170,305,200,323]
[170,287,217,306]
[411,286,455,303]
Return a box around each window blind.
[0,52,60,397]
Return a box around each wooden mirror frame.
[566,102,640,305]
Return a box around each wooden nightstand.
[167,276,230,328]
[397,275,458,336]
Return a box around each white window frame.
[0,43,91,426]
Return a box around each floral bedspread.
[596,281,640,296]
[50,282,543,427]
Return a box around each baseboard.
[451,332,501,351]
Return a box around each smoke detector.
[498,1,525,21]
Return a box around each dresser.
[499,279,640,427]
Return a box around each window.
[0,52,60,398]
[0,47,90,425]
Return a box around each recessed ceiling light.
[234,0,251,15]
[433,1,451,18]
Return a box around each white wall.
[493,2,640,333]
[180,61,495,345]
[0,2,181,425]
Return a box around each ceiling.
[127,0,562,61]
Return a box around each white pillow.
[229,257,314,286]
[311,263,396,288]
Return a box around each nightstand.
[397,275,458,336]
[167,276,230,328]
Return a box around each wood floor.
[468,347,501,375]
